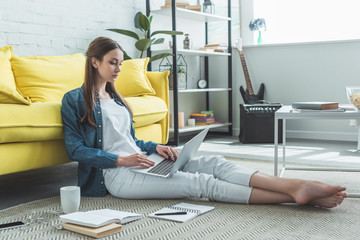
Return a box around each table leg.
[282,119,286,168]
[274,116,279,176]
[357,120,360,151]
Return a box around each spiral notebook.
[149,203,215,223]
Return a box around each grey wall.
[231,40,360,141]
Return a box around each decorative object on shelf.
[107,12,183,62]
[197,79,207,89]
[345,86,360,110]
[197,56,207,89]
[183,34,191,49]
[187,118,196,126]
[159,55,188,90]
[249,18,266,44]
[202,0,215,14]
[178,112,185,128]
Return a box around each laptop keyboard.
[148,158,174,176]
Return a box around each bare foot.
[309,192,347,208]
[291,180,346,206]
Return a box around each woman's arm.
[61,92,117,169]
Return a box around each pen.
[155,212,187,216]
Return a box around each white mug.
[60,186,80,214]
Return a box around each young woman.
[61,37,347,208]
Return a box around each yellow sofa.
[0,46,169,175]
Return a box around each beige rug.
[1,158,359,240]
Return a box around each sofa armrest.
[146,71,170,144]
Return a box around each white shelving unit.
[151,8,230,22]
[147,1,233,145]
[170,123,232,133]
[152,48,231,57]
[177,88,231,93]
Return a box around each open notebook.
[149,203,215,223]
[60,209,142,228]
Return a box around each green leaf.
[150,30,183,37]
[134,12,143,31]
[139,14,150,32]
[152,38,165,45]
[123,51,132,60]
[107,29,139,40]
[135,39,152,52]
[150,53,173,62]
[149,15,153,24]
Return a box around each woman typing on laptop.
[61,37,347,208]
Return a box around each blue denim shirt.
[61,86,158,197]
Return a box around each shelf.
[147,0,233,145]
[170,123,232,133]
[172,88,231,93]
[152,49,231,57]
[151,8,231,22]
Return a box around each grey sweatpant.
[103,155,257,204]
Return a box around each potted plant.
[107,12,183,62]
[168,66,187,90]
[159,55,188,90]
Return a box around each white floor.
[199,136,360,168]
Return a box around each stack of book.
[59,209,142,238]
[190,111,215,125]
[199,43,228,53]
[161,1,201,11]
[161,0,190,9]
[291,102,343,112]
[185,5,201,11]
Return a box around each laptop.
[131,128,209,178]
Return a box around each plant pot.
[169,72,187,90]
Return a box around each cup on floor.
[60,186,80,213]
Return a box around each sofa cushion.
[0,102,63,144]
[0,96,167,143]
[0,46,31,105]
[0,46,15,89]
[125,96,168,128]
[11,53,85,102]
[115,58,156,97]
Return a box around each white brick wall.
[0,0,145,56]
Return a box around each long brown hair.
[81,36,133,128]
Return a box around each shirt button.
[99,125,101,128]
[101,182,104,184]
[99,139,102,142]
[98,112,100,114]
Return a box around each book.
[149,202,214,223]
[185,5,201,11]
[62,222,122,239]
[60,209,142,228]
[190,113,215,125]
[291,108,346,113]
[205,43,227,47]
[291,102,339,110]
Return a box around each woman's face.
[93,48,124,84]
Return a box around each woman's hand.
[156,145,180,161]
[115,153,155,168]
